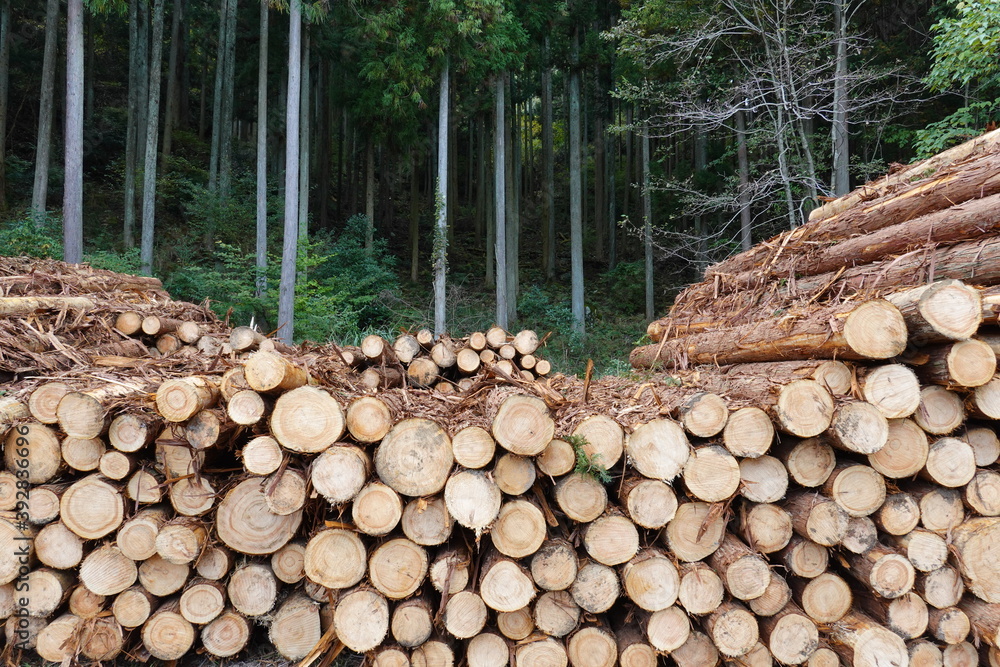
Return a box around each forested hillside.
[0,0,997,373]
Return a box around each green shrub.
[0,212,63,258]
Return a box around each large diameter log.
[491,394,555,456]
[451,426,495,469]
[312,445,371,504]
[625,419,690,481]
[921,437,976,487]
[375,418,454,497]
[723,406,774,458]
[443,591,488,639]
[35,521,83,569]
[869,418,929,478]
[683,445,741,502]
[270,386,345,453]
[333,588,390,653]
[886,279,983,345]
[571,561,619,614]
[228,563,278,616]
[215,478,302,555]
[573,414,625,468]
[631,300,907,368]
[35,614,81,663]
[917,339,997,387]
[773,437,835,488]
[303,528,366,590]
[79,545,137,596]
[740,502,792,554]
[60,474,123,539]
[845,542,916,599]
[958,596,1000,648]
[4,423,61,483]
[822,463,886,518]
[621,549,679,612]
[554,473,608,523]
[952,518,1000,603]
[143,601,196,660]
[369,538,428,599]
[646,606,692,653]
[828,610,909,667]
[268,595,320,661]
[493,499,547,559]
[480,555,536,612]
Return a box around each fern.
[565,434,612,484]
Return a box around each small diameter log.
[567,626,618,667]
[141,315,181,335]
[27,484,62,524]
[376,418,454,497]
[35,522,83,569]
[621,549,680,612]
[492,499,547,559]
[583,511,639,566]
[352,482,402,536]
[740,502,793,554]
[112,586,156,628]
[242,436,283,475]
[456,348,481,374]
[493,453,536,495]
[271,542,305,584]
[117,506,169,561]
[747,571,791,617]
[678,392,729,438]
[909,483,964,533]
[625,419,690,481]
[497,606,534,640]
[0,471,15,510]
[907,641,942,667]
[480,554,536,612]
[443,591,488,639]
[913,385,964,435]
[785,492,849,546]
[665,501,726,562]
[115,311,143,335]
[922,437,976,488]
[535,359,552,375]
[531,539,579,592]
[182,408,232,450]
[492,394,555,456]
[362,334,396,363]
[23,568,73,617]
[393,334,422,363]
[411,640,455,667]
[893,529,949,572]
[402,496,454,546]
[965,425,1000,466]
[169,475,216,517]
[845,542,916,599]
[80,616,124,662]
[369,538,428,599]
[312,444,371,504]
[885,280,983,345]
[28,382,70,424]
[758,603,819,664]
[796,572,852,624]
[917,338,997,387]
[79,545,137,596]
[156,333,182,355]
[431,340,457,368]
[859,591,929,640]
[843,516,879,554]
[35,614,81,663]
[215,477,302,555]
[534,590,581,637]
[220,366,251,400]
[270,386,345,453]
[179,579,226,625]
[142,601,196,660]
[918,566,965,609]
[444,469,501,531]
[683,445,741,502]
[928,607,972,645]
[554,473,608,523]
[156,518,207,564]
[827,401,889,454]
[859,364,922,419]
[515,637,567,666]
[155,376,219,422]
[392,597,433,647]
[822,463,886,518]
[226,389,267,426]
[61,436,105,471]
[228,563,278,616]
[723,407,774,459]
[196,545,233,581]
[943,642,978,666]
[646,606,692,653]
[407,357,439,387]
[966,469,1000,516]
[869,418,929,479]
[619,476,677,529]
[139,555,189,596]
[537,439,575,477]
[616,627,657,667]
[952,518,1000,603]
[303,529,367,590]
[773,437,837,488]
[708,533,771,602]
[108,411,158,452]
[739,456,789,504]
[361,366,405,391]
[677,562,725,615]
[969,376,1000,419]
[781,536,829,579]
[5,423,61,483]
[875,493,921,536]
[452,426,495,469]
[60,474,123,539]
[270,595,321,661]
[346,396,393,444]
[512,329,539,355]
[827,611,909,667]
[499,344,516,360]
[263,468,307,516]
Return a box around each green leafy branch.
[565,434,612,484]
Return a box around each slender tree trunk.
[255,0,268,296]
[178,3,189,129]
[336,107,344,222]
[277,0,302,344]
[63,0,85,262]
[139,0,166,274]
[365,138,375,249]
[642,124,653,321]
[594,66,606,263]
[608,103,616,269]
[409,151,419,283]
[694,127,708,274]
[84,12,93,125]
[32,0,60,218]
[198,53,207,140]
[218,0,237,197]
[208,0,227,192]
[494,75,508,329]
[485,124,495,290]
[506,80,518,324]
[541,39,555,281]
[318,62,331,229]
[736,109,752,251]
[774,105,798,229]
[831,0,850,195]
[569,29,584,333]
[123,0,140,246]
[160,0,182,171]
[0,0,11,212]
[624,105,631,228]
[475,116,485,242]
[297,29,310,271]
[433,59,450,336]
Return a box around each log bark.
[844,542,916,599]
[916,339,996,387]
